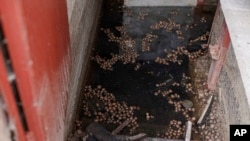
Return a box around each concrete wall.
[218,43,250,139]
[220,44,250,123]
[218,0,250,124]
[0,97,11,141]
[220,0,250,106]
[214,0,250,139]
[65,0,103,139]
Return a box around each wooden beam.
[184,121,192,141]
[197,95,213,124]
[112,119,132,135]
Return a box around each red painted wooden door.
[0,0,70,141]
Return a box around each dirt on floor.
[191,53,227,141]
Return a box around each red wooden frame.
[207,5,231,90]
[0,45,27,141]
[0,0,70,140]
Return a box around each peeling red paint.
[0,45,27,141]
[207,5,231,90]
[0,0,70,141]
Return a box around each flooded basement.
[68,1,223,141]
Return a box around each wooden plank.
[116,133,147,141]
[112,119,132,135]
[0,45,27,141]
[207,5,230,90]
[197,95,213,124]
[86,123,119,141]
[184,121,192,141]
[86,123,184,141]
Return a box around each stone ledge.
[220,0,250,108]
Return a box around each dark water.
[81,1,216,138]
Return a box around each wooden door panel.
[0,0,70,141]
